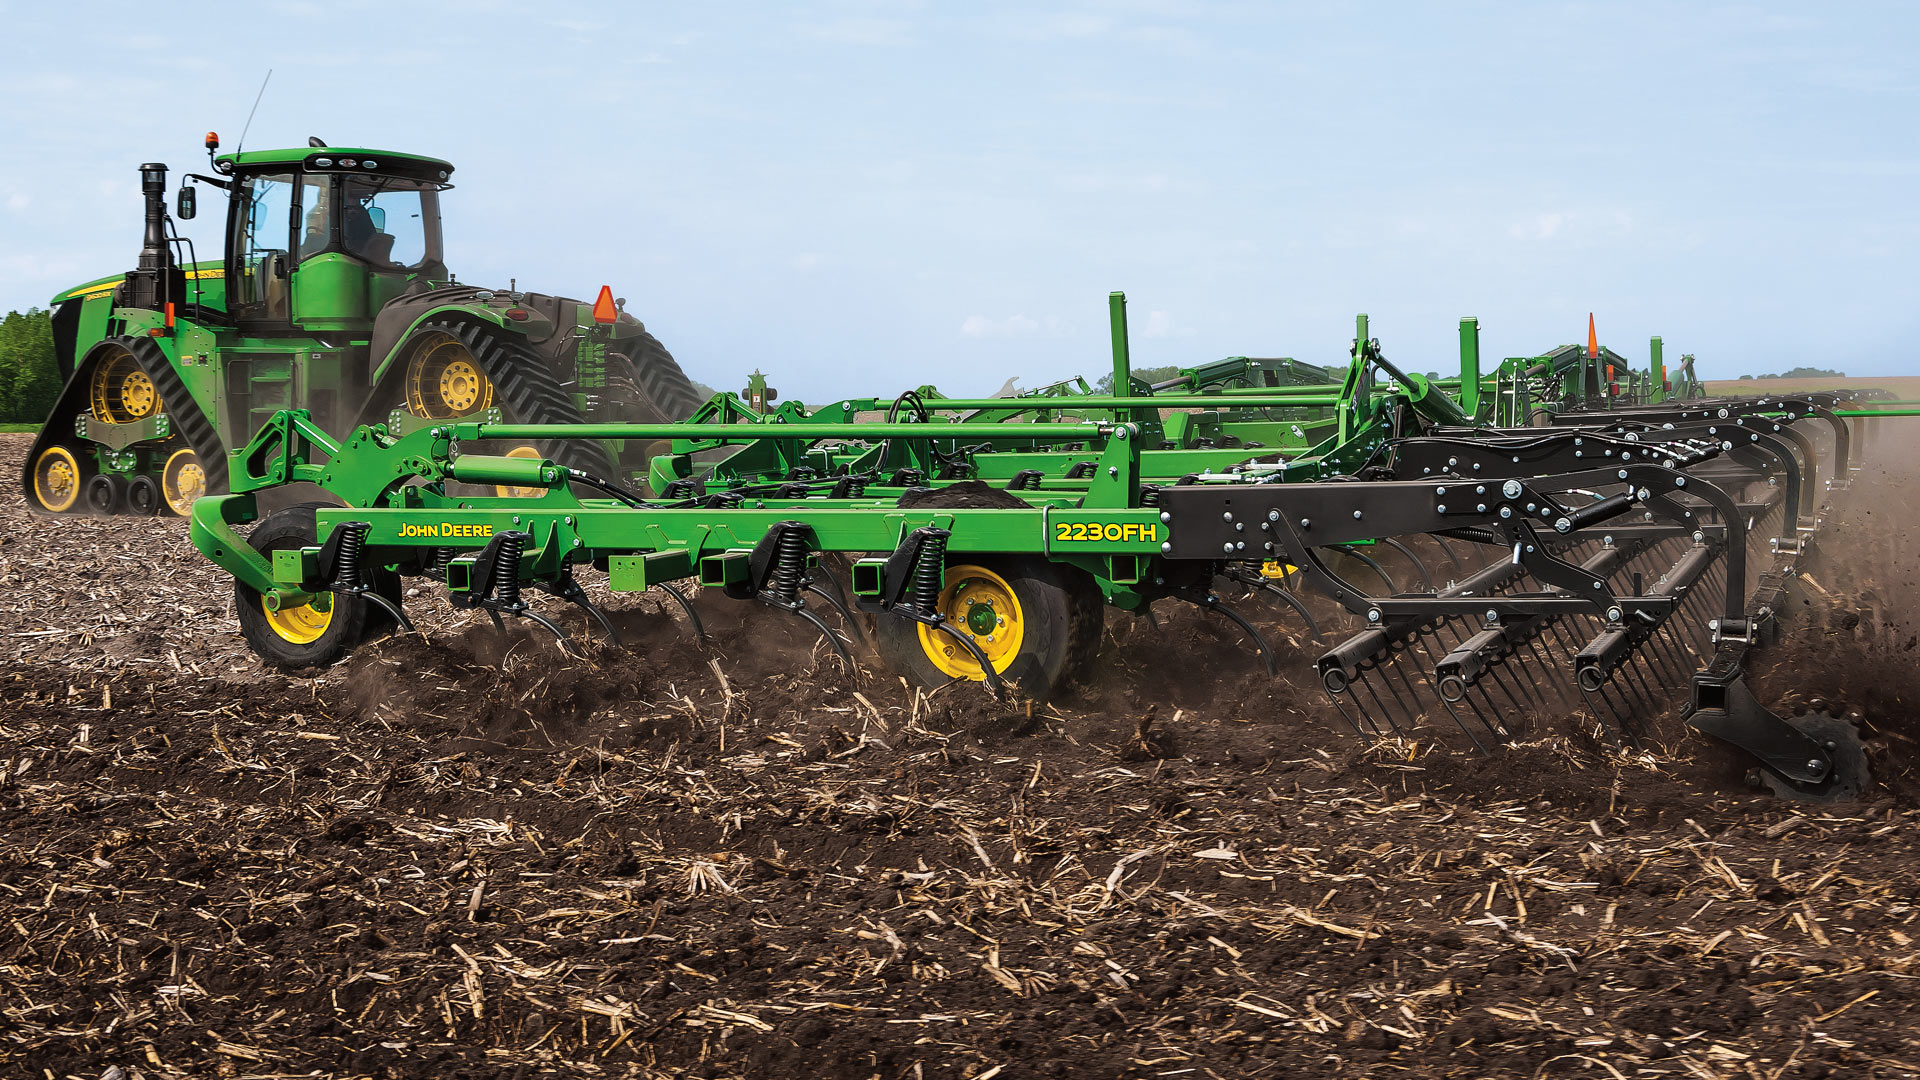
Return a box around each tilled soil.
[4,431,1920,1079]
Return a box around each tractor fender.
[367,288,548,387]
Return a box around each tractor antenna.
[235,69,273,155]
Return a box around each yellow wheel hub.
[405,335,496,419]
[162,448,205,515]
[32,447,82,512]
[89,348,161,424]
[262,593,334,644]
[917,564,1024,680]
[119,369,158,419]
[496,444,546,499]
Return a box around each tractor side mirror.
[176,185,197,220]
[366,206,386,230]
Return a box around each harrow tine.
[657,582,709,641]
[1334,545,1398,592]
[1253,578,1325,643]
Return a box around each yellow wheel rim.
[32,447,82,512]
[405,335,496,419]
[89,347,159,424]
[495,444,546,499]
[917,563,1024,680]
[162,448,206,515]
[262,593,334,644]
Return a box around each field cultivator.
[190,294,1915,800]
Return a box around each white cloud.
[4,194,28,211]
[1139,310,1193,339]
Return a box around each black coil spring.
[911,533,948,615]
[664,478,701,499]
[704,491,745,508]
[767,528,808,604]
[335,522,369,590]
[493,532,527,608]
[831,475,868,498]
[1139,486,1160,506]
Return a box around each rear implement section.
[191,299,1899,801]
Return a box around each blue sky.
[1,1,1914,399]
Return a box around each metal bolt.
[1161,542,1172,553]
[1268,509,1280,522]
[1222,512,1234,522]
[1436,486,1447,495]
[1108,466,1118,477]
[1475,485,1486,495]
[1235,522,1244,531]
[1367,608,1382,623]
[1806,758,1824,773]
[1300,518,1311,528]
[1436,504,1447,513]
[1606,606,1622,622]
[1353,510,1363,520]
[512,515,521,524]
[1484,608,1499,623]
[573,538,583,547]
[1502,480,1522,498]
[1221,542,1234,553]
[1675,477,1687,487]
[1235,541,1246,551]
[1476,503,1487,513]
[1499,506,1512,518]
[1160,511,1172,524]
[1554,517,1571,533]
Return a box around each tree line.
[0,308,58,425]
[1738,366,1846,380]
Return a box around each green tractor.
[25,134,703,516]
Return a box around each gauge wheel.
[874,556,1101,703]
[233,504,379,669]
[161,448,206,516]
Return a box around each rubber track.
[125,335,229,496]
[615,328,705,420]
[422,319,619,479]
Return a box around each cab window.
[231,172,295,322]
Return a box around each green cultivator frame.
[191,293,1908,800]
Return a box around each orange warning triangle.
[592,286,619,325]
[1586,313,1598,359]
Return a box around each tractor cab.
[210,143,454,332]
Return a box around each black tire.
[126,474,162,516]
[398,318,619,480]
[234,504,378,669]
[874,555,1100,704]
[85,473,127,515]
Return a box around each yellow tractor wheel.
[404,332,497,420]
[161,448,206,516]
[88,346,161,424]
[30,446,86,513]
